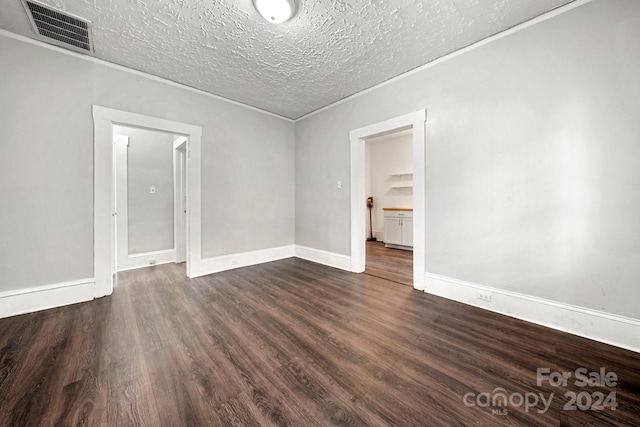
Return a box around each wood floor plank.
[275,359,368,426]
[365,241,413,286]
[145,344,223,426]
[0,259,638,426]
[100,372,161,426]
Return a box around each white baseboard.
[0,278,96,319]
[189,244,353,279]
[189,245,295,278]
[424,272,640,353]
[116,248,175,272]
[294,245,352,272]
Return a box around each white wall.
[0,37,94,293]
[295,0,640,320]
[114,126,175,254]
[0,33,295,294]
[366,132,413,239]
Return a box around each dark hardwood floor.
[1,258,639,426]
[365,240,413,286]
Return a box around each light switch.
[150,186,156,194]
[337,180,342,189]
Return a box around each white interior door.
[114,135,129,271]
[174,137,187,263]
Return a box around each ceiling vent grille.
[22,0,94,53]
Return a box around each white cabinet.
[383,209,413,250]
[383,217,403,245]
[401,216,413,247]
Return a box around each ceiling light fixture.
[253,0,297,24]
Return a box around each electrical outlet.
[149,259,157,265]
[477,291,492,302]
[337,180,343,189]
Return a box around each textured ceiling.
[0,0,575,119]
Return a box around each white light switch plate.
[150,186,156,194]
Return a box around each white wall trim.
[190,246,295,278]
[424,272,640,353]
[294,245,352,272]
[350,110,427,290]
[93,106,202,296]
[128,248,176,259]
[192,244,355,278]
[296,0,593,121]
[0,278,95,319]
[0,30,293,123]
[116,249,176,272]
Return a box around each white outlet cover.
[477,291,493,302]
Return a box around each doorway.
[349,110,426,291]
[92,106,202,298]
[112,127,187,272]
[364,129,414,286]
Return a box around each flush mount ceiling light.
[253,0,297,24]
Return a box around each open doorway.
[364,129,414,286]
[92,106,202,298]
[112,126,187,272]
[349,110,426,291]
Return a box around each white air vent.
[21,0,94,53]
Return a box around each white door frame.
[174,137,187,263]
[349,110,427,290]
[93,106,202,297]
